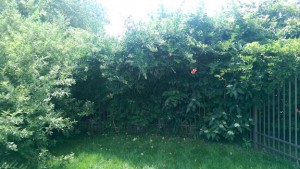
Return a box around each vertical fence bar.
[295,75,298,158]
[289,81,292,156]
[259,108,262,144]
[278,86,280,150]
[283,82,286,153]
[273,91,275,150]
[254,107,258,148]
[268,95,271,147]
[250,108,252,141]
[198,107,201,125]
[264,102,266,146]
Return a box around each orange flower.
[191,68,197,74]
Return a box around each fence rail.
[253,75,300,162]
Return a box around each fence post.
[253,106,258,148]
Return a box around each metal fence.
[252,75,300,161]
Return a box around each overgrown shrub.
[0,0,102,165]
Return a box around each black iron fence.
[253,75,300,161]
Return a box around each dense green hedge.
[77,0,300,141]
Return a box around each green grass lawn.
[48,133,297,169]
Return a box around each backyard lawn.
[48,133,297,169]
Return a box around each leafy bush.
[200,110,252,141]
[0,0,101,165]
